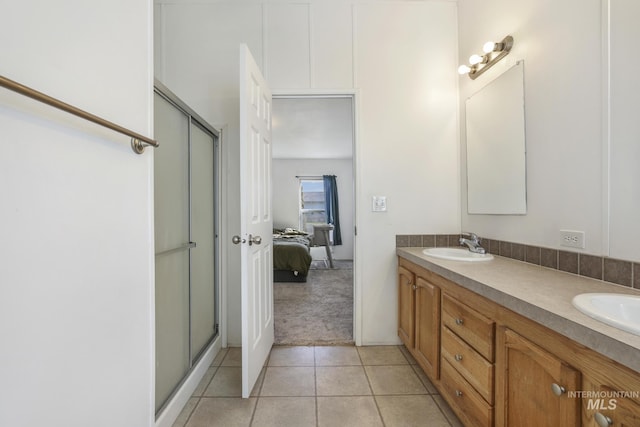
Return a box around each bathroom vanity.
[397,248,640,427]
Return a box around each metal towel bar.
[0,74,158,154]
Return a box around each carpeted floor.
[274,261,353,345]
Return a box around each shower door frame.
[154,80,222,416]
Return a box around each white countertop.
[397,247,640,373]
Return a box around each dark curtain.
[323,175,342,245]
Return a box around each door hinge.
[214,323,220,335]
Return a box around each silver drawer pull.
[454,354,463,361]
[455,318,464,326]
[594,412,613,427]
[455,390,463,397]
[551,383,566,396]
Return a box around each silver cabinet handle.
[232,235,245,244]
[594,412,613,427]
[412,285,417,290]
[551,383,566,396]
[455,318,464,326]
[454,354,463,361]
[455,390,463,397]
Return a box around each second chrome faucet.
[459,232,486,254]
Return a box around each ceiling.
[272,97,353,159]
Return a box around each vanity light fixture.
[458,35,514,80]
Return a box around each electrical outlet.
[560,230,585,249]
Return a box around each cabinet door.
[496,328,581,427]
[582,377,640,426]
[414,276,440,379]
[398,265,415,348]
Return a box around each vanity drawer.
[441,325,494,404]
[442,293,495,362]
[441,358,493,427]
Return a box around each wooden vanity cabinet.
[397,257,640,427]
[581,369,640,426]
[398,259,441,379]
[440,292,495,427]
[495,327,581,427]
[398,265,415,348]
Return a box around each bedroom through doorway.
[271,95,355,345]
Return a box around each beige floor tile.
[317,396,383,427]
[433,395,464,427]
[398,345,418,365]
[314,346,361,366]
[268,346,314,366]
[357,346,408,365]
[365,365,427,395]
[251,397,316,427]
[260,367,316,396]
[172,397,199,427]
[186,398,256,427]
[193,367,217,397]
[221,347,242,367]
[376,395,450,427]
[316,366,371,396]
[250,366,266,397]
[204,367,242,397]
[211,348,228,367]
[411,364,438,394]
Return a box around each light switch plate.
[372,196,387,212]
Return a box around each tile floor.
[173,345,463,427]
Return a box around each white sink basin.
[572,293,640,336]
[422,247,494,262]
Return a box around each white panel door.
[238,44,274,398]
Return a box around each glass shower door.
[154,93,190,411]
[190,122,216,361]
[153,86,219,415]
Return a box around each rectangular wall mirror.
[466,61,526,214]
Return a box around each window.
[299,179,326,234]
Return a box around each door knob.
[232,235,246,244]
[249,235,262,246]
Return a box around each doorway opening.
[271,95,356,345]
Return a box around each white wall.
[458,0,606,255]
[0,1,155,426]
[156,0,460,345]
[273,159,354,260]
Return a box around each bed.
[273,228,312,282]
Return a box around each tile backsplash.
[396,234,640,290]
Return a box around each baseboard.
[155,337,222,427]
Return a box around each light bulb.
[469,54,484,65]
[483,41,496,53]
[458,65,471,75]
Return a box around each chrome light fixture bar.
[458,35,514,80]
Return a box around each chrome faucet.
[459,232,486,254]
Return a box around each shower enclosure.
[153,82,219,414]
